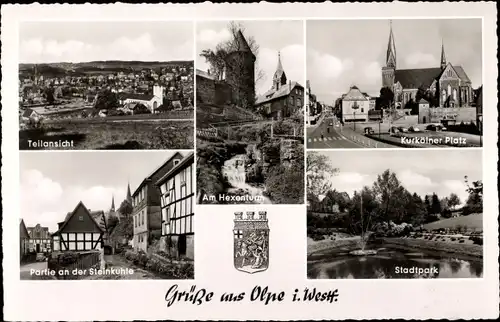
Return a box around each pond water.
[307,244,483,279]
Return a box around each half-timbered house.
[156,152,194,260]
[27,223,51,253]
[51,202,106,252]
[20,219,30,259]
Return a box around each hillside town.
[19,62,194,122]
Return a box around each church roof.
[121,93,155,101]
[418,98,429,104]
[255,81,303,106]
[273,52,286,80]
[394,65,470,89]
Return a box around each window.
[180,169,186,184]
[134,216,137,227]
[142,211,145,225]
[173,159,180,166]
[361,108,364,113]
[447,84,451,96]
[78,215,84,221]
[289,96,294,105]
[297,98,301,107]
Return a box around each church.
[255,52,304,120]
[381,21,474,110]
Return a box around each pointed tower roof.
[234,29,253,53]
[273,51,286,79]
[111,195,115,211]
[440,39,447,69]
[386,20,397,68]
[126,182,132,203]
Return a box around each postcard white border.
[2,2,499,321]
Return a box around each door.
[178,235,187,257]
[36,243,40,253]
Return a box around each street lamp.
[352,102,359,132]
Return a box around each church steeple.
[272,51,287,90]
[386,20,397,69]
[110,195,115,212]
[440,38,447,70]
[126,182,132,203]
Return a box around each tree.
[118,199,133,217]
[199,21,265,85]
[372,169,409,225]
[379,87,394,109]
[94,89,119,110]
[447,193,461,210]
[347,186,379,237]
[306,152,338,203]
[462,176,483,215]
[430,193,442,215]
[44,87,55,104]
[403,192,427,225]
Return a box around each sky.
[19,151,186,232]
[196,20,304,96]
[19,21,194,63]
[307,19,483,104]
[312,149,482,207]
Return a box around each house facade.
[119,85,164,113]
[51,202,106,252]
[341,86,375,122]
[132,152,184,252]
[156,152,195,260]
[20,219,30,258]
[255,52,304,120]
[27,223,51,253]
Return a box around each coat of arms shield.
[233,211,269,274]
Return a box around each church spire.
[386,20,397,69]
[111,195,115,212]
[272,51,287,90]
[440,38,447,70]
[126,182,132,203]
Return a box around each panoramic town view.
[20,151,194,280]
[196,20,305,204]
[307,149,483,279]
[306,19,483,149]
[18,21,194,150]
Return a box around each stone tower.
[272,51,287,91]
[224,30,256,110]
[382,20,397,88]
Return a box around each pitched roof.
[122,93,155,101]
[53,201,105,236]
[22,109,36,117]
[233,30,253,53]
[395,65,470,89]
[255,81,303,105]
[132,152,184,197]
[156,152,194,186]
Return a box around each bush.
[459,240,465,243]
[451,237,457,241]
[58,252,79,265]
[471,236,483,245]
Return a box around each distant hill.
[19,60,194,77]
[423,213,483,231]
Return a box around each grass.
[20,120,194,150]
[383,237,483,258]
[423,213,483,231]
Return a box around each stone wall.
[196,74,216,105]
[215,81,232,106]
[225,51,256,109]
[280,139,301,167]
[418,106,477,124]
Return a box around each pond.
[307,244,483,279]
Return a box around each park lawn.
[423,213,483,231]
[19,120,194,150]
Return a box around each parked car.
[364,126,375,135]
[426,124,447,131]
[437,124,447,131]
[408,126,421,132]
[36,253,46,262]
[390,126,398,134]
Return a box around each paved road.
[20,261,51,280]
[307,116,364,149]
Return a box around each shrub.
[58,252,79,265]
[459,240,465,243]
[451,237,457,242]
[471,236,483,245]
